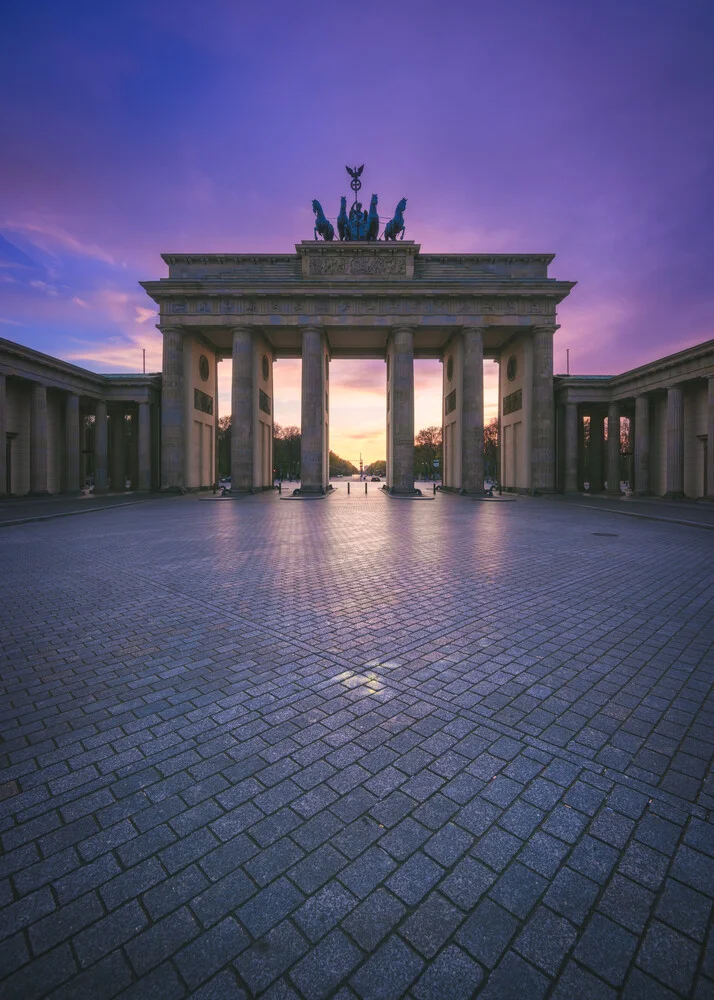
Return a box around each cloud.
[134,306,156,324]
[3,219,115,265]
[0,317,24,326]
[72,296,89,308]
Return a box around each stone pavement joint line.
[0,493,712,999]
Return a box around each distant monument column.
[64,393,81,493]
[300,326,328,493]
[231,327,255,492]
[160,326,185,491]
[633,394,650,495]
[531,325,556,490]
[94,400,108,491]
[564,402,579,493]
[461,326,485,494]
[665,384,685,498]
[0,373,6,495]
[138,402,152,492]
[707,376,714,499]
[606,401,622,495]
[389,326,417,494]
[30,383,49,495]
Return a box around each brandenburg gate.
[141,233,574,495]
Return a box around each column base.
[632,490,650,497]
[664,491,686,499]
[293,484,332,495]
[606,489,624,497]
[385,486,422,496]
[28,490,51,497]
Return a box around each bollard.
[433,482,436,494]
[347,482,350,495]
[365,481,367,494]
[278,482,282,494]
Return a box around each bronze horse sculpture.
[337,197,348,241]
[366,194,379,241]
[312,199,334,241]
[384,198,407,241]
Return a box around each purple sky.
[2,0,713,461]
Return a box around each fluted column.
[633,395,649,496]
[30,383,49,494]
[531,325,556,490]
[461,327,484,493]
[588,410,604,492]
[707,376,714,500]
[64,393,80,493]
[606,401,622,495]
[389,326,417,494]
[231,327,254,492]
[138,402,151,491]
[665,384,684,497]
[564,402,578,493]
[94,400,108,491]
[300,326,327,493]
[160,327,185,490]
[0,374,6,496]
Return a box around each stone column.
[589,410,604,492]
[94,400,108,491]
[564,402,579,493]
[707,376,714,500]
[633,395,650,496]
[64,393,80,493]
[231,327,254,492]
[160,327,185,491]
[138,402,152,491]
[30,383,49,494]
[606,401,622,495]
[665,384,685,498]
[111,407,126,491]
[0,373,6,496]
[300,326,327,493]
[531,325,556,490]
[389,326,417,494]
[461,326,484,493]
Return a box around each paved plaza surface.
[1,491,713,999]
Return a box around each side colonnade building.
[0,339,160,496]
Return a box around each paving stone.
[635,919,700,995]
[457,898,518,968]
[489,862,548,919]
[386,851,444,905]
[574,912,638,987]
[597,874,654,934]
[174,917,249,990]
[190,868,256,928]
[478,950,550,1000]
[289,929,362,999]
[339,847,396,899]
[294,881,358,944]
[655,877,712,942]
[621,968,681,1000]
[399,892,463,958]
[513,904,577,975]
[350,934,424,1000]
[550,960,618,999]
[237,878,304,939]
[411,944,483,999]
[440,857,496,909]
[125,906,199,975]
[471,826,522,872]
[234,919,308,994]
[567,834,619,884]
[544,867,600,925]
[517,830,569,878]
[422,822,473,866]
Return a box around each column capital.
[230,325,254,336]
[461,324,486,334]
[299,324,323,335]
[532,323,559,335]
[156,324,185,335]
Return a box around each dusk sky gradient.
[2,0,713,463]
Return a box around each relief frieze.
[308,253,408,277]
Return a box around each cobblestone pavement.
[1,492,713,999]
